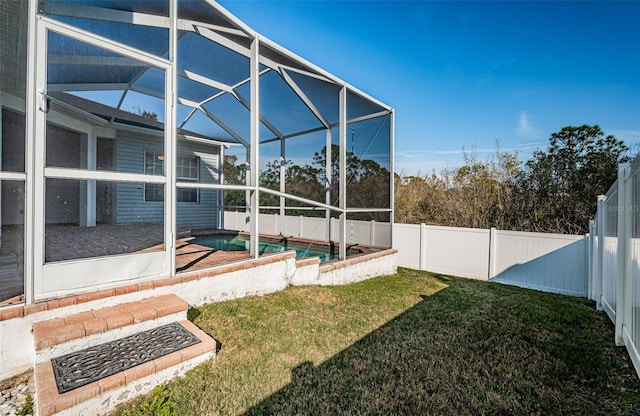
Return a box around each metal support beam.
[279,137,285,224]
[249,36,260,257]
[389,109,395,249]
[219,145,225,230]
[325,128,332,242]
[25,0,37,304]
[339,87,347,260]
[168,0,178,275]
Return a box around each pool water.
[193,234,340,262]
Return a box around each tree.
[222,154,247,209]
[516,125,628,234]
[394,145,521,229]
[394,126,629,234]
[257,144,391,220]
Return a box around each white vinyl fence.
[223,211,392,248]
[589,155,640,379]
[225,211,587,296]
[394,223,587,296]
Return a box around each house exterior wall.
[115,132,221,228]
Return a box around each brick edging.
[319,248,398,273]
[0,251,296,322]
[295,257,321,267]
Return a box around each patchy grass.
[111,268,640,415]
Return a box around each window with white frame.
[176,155,199,203]
[144,152,199,202]
[144,151,164,202]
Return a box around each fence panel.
[280,215,301,237]
[373,221,392,247]
[259,214,278,236]
[627,157,640,377]
[223,211,248,231]
[422,225,491,280]
[392,223,421,269]
[344,220,370,246]
[588,156,640,380]
[491,230,586,297]
[300,216,328,241]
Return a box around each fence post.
[596,195,605,311]
[370,220,376,246]
[274,213,279,236]
[586,219,597,300]
[419,224,427,271]
[299,215,303,237]
[616,163,632,346]
[488,227,497,279]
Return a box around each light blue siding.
[115,132,220,228]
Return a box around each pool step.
[33,295,217,416]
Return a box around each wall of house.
[115,132,220,229]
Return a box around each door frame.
[33,16,175,299]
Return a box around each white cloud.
[518,111,532,136]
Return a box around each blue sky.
[219,0,640,175]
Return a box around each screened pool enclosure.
[0,0,394,305]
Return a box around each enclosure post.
[389,109,395,249]
[167,0,178,276]
[279,137,285,227]
[219,145,225,230]
[617,163,632,346]
[338,87,347,260]
[249,36,260,257]
[325,128,332,243]
[23,0,38,304]
[596,195,605,311]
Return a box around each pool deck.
[1,224,380,305]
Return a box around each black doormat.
[51,322,201,394]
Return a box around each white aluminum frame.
[33,16,175,299]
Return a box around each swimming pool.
[192,233,344,262]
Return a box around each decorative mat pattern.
[51,322,201,393]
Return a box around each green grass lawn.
[112,268,640,415]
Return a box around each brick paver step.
[33,294,188,350]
